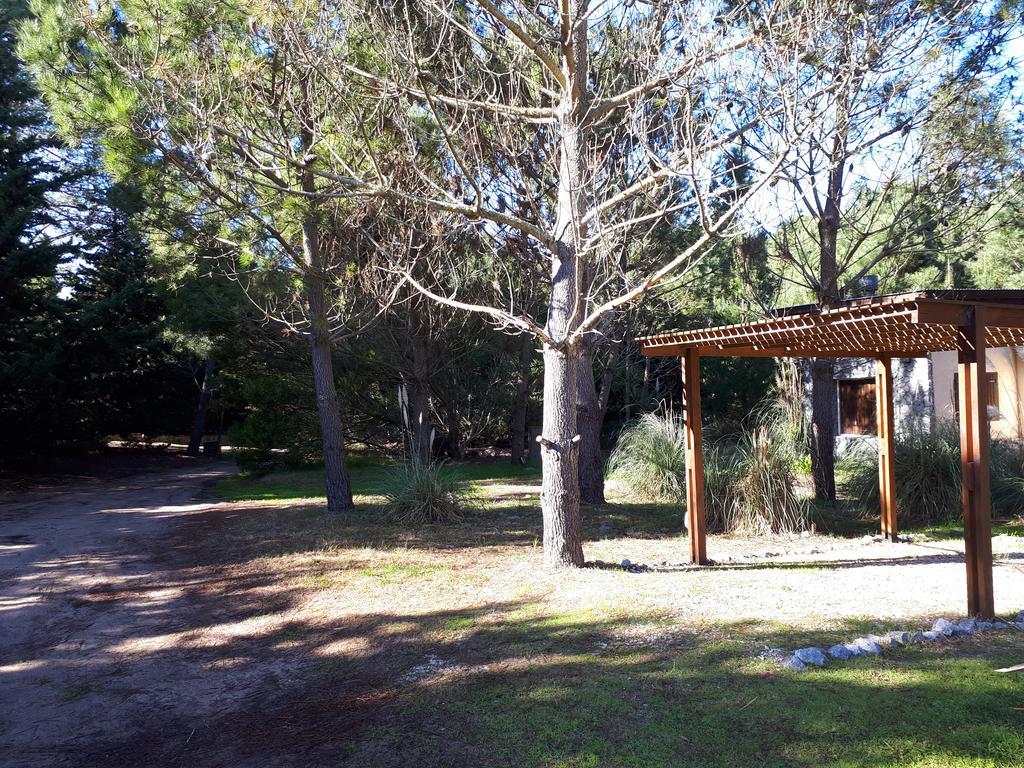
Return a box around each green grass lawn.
[216,456,541,501]
[212,461,1024,767]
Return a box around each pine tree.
[0,0,73,455]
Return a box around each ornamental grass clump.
[842,422,961,526]
[382,461,470,524]
[608,408,807,535]
[608,411,688,502]
[728,427,809,535]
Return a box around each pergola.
[637,290,1024,620]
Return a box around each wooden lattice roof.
[637,290,1024,358]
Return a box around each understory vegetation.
[609,403,809,535]
[842,422,1024,525]
[381,461,472,523]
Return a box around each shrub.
[609,411,807,535]
[702,444,744,533]
[382,461,470,523]
[841,421,1024,526]
[608,411,688,502]
[728,428,809,534]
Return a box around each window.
[952,372,999,418]
[838,378,877,435]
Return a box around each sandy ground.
[1,462,1022,767]
[0,457,245,767]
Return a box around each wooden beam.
[641,343,930,359]
[682,350,708,565]
[916,300,1024,329]
[876,356,898,542]
[957,309,996,619]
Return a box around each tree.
[301,0,838,566]
[0,0,76,455]
[23,0,366,509]
[752,1,1018,500]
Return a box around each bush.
[841,421,1024,526]
[609,410,807,535]
[608,412,688,502]
[382,461,470,523]
[728,428,808,534]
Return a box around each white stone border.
[783,612,1024,670]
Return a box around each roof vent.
[856,275,879,295]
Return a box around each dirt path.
[0,457,250,768]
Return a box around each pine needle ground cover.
[197,464,1024,768]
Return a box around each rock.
[932,618,957,636]
[844,642,865,657]
[784,655,807,671]
[867,633,894,648]
[886,631,912,646]
[827,644,852,661]
[955,618,976,636]
[947,529,964,538]
[620,559,631,568]
[975,621,993,630]
[909,631,926,644]
[872,535,884,542]
[1016,610,1024,623]
[794,647,828,666]
[851,637,882,655]
[922,630,943,641]
[993,620,1009,629]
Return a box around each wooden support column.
[875,356,898,542]
[957,309,996,619]
[682,349,708,565]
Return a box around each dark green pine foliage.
[65,184,195,440]
[0,0,74,455]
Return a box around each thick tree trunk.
[309,327,353,511]
[577,344,605,504]
[186,358,215,457]
[408,304,433,465]
[510,334,532,464]
[541,344,584,567]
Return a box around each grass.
[207,461,1024,767]
[216,456,540,502]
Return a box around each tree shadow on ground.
[60,595,1024,768]
[4,470,1023,768]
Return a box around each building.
[828,347,1024,453]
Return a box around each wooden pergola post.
[681,349,708,565]
[957,310,995,619]
[875,356,898,542]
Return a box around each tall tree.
[0,0,75,455]
[754,1,1017,500]
[289,0,841,566]
[23,0,364,509]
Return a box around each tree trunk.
[510,334,532,464]
[186,358,215,457]
[809,141,844,501]
[539,19,589,567]
[300,113,353,512]
[541,344,584,567]
[408,304,433,465]
[809,357,837,500]
[577,343,605,504]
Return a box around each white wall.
[932,347,1024,440]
